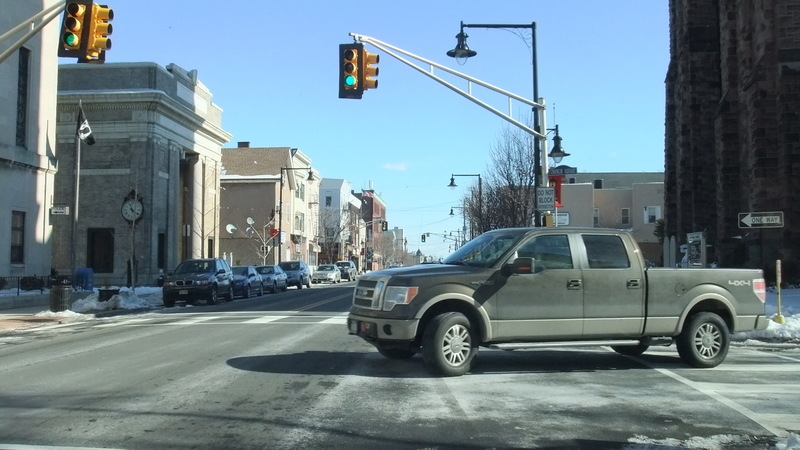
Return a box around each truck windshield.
[442,232,521,268]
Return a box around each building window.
[593,179,603,189]
[644,206,662,224]
[10,211,25,264]
[593,208,600,227]
[16,47,30,148]
[295,183,305,201]
[621,208,630,226]
[325,196,332,207]
[87,228,114,273]
[294,213,305,232]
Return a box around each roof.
[221,147,293,177]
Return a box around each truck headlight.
[382,286,419,311]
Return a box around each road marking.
[243,316,286,324]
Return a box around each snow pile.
[70,287,156,314]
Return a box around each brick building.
[665,0,800,278]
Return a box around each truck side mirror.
[507,257,534,275]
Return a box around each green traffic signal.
[344,75,356,86]
[339,43,363,99]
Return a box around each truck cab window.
[517,235,573,271]
[583,235,630,268]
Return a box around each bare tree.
[461,125,538,231]
[318,207,353,263]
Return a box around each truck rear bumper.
[347,313,418,342]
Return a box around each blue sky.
[81,1,669,259]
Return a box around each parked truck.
[347,228,768,376]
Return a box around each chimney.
[237,141,250,148]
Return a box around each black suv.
[162,258,233,307]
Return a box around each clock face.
[122,199,143,221]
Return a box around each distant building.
[557,172,664,263]
[55,62,231,286]
[318,178,362,266]
[0,1,59,278]
[220,144,319,266]
[354,187,388,271]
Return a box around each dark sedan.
[255,265,288,293]
[231,265,264,298]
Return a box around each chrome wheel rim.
[693,323,722,359]
[442,324,471,366]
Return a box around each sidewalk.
[0,288,160,333]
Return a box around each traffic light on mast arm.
[339,43,363,99]
[381,220,388,232]
[84,3,113,62]
[57,1,113,63]
[362,48,379,91]
[58,1,92,58]
[421,234,426,243]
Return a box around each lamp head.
[450,207,455,216]
[448,176,457,189]
[548,133,570,164]
[446,30,477,65]
[306,170,315,181]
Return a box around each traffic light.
[339,43,363,99]
[381,220,388,232]
[84,3,113,62]
[363,49,379,92]
[421,234,426,243]
[58,1,91,58]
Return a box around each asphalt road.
[0,284,797,449]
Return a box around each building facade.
[665,0,800,278]
[0,1,59,279]
[318,178,362,266]
[55,63,231,286]
[219,144,319,266]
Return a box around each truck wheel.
[611,339,650,356]
[376,344,417,360]
[677,312,729,368]
[422,312,477,377]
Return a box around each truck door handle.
[627,279,641,289]
[567,279,582,290]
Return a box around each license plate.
[179,290,188,295]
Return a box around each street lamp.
[446,21,547,225]
[277,167,315,263]
[547,125,570,163]
[448,173,482,237]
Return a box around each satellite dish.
[225,224,237,234]
[246,217,255,225]
[245,227,255,237]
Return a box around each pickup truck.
[347,228,768,376]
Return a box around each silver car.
[312,264,341,284]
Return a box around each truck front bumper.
[347,313,419,342]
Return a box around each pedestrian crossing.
[92,311,349,328]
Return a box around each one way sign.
[738,211,784,228]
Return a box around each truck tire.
[376,344,417,360]
[422,312,477,377]
[611,338,650,356]
[677,312,729,368]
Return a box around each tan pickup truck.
[348,228,768,376]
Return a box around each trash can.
[49,284,72,312]
[75,268,94,291]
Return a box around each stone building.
[54,62,232,286]
[665,0,800,278]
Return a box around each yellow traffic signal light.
[58,1,90,57]
[339,43,363,99]
[84,3,113,61]
[363,50,379,91]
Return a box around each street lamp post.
[446,21,547,225]
[277,167,315,263]
[448,173,482,237]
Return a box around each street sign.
[537,187,555,211]
[50,205,70,215]
[548,165,577,176]
[738,211,784,228]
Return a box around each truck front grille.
[353,279,385,309]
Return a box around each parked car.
[162,258,233,307]
[278,260,311,289]
[231,265,263,298]
[312,264,341,284]
[336,260,357,281]
[255,265,288,293]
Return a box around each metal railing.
[0,275,73,296]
